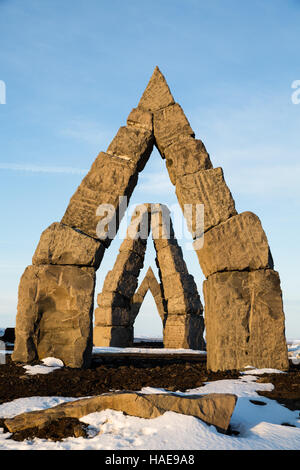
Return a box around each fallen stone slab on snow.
[4,391,237,434]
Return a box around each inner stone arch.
[93,203,205,350]
[131,266,165,343]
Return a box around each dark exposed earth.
[0,339,300,441]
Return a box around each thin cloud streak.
[0,163,88,175]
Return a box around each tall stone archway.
[12,67,288,370]
[94,203,205,350]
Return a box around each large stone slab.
[164,136,213,185]
[155,244,188,277]
[4,391,237,434]
[195,212,274,278]
[109,249,145,277]
[32,222,105,269]
[102,269,139,299]
[166,293,203,316]
[100,208,149,299]
[176,167,237,235]
[151,203,177,251]
[138,66,175,112]
[61,151,138,242]
[107,125,154,172]
[93,325,133,347]
[163,314,205,350]
[119,237,147,258]
[203,269,289,371]
[154,103,195,155]
[161,272,199,300]
[97,291,130,309]
[12,265,95,368]
[127,107,153,132]
[94,306,132,327]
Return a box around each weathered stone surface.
[138,66,175,112]
[147,268,163,299]
[4,391,237,434]
[107,126,154,172]
[195,212,274,278]
[161,273,198,300]
[97,291,130,309]
[153,294,168,324]
[93,325,133,347]
[149,204,205,347]
[127,107,153,132]
[151,203,177,251]
[154,103,195,155]
[155,244,188,277]
[176,167,237,235]
[102,269,139,299]
[167,293,203,316]
[32,222,105,269]
[203,269,289,371]
[164,314,205,350]
[119,237,147,258]
[164,136,213,184]
[61,152,138,242]
[12,265,95,368]
[94,307,132,327]
[110,250,145,277]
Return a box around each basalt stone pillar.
[12,264,95,368]
[203,269,289,371]
[194,212,274,278]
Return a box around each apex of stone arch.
[138,66,175,112]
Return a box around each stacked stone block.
[12,223,101,367]
[94,205,150,347]
[151,204,205,350]
[61,106,154,243]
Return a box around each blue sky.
[0,0,299,339]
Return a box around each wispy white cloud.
[227,164,300,197]
[60,118,112,147]
[0,163,88,175]
[138,172,174,194]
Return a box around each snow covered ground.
[0,341,299,450]
[0,370,300,450]
[93,346,206,355]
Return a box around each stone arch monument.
[12,67,288,371]
[94,203,205,350]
